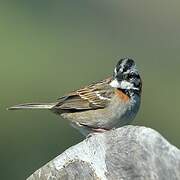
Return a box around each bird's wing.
[54,77,114,111]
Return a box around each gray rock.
[27,126,180,180]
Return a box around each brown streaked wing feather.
[55,77,113,110]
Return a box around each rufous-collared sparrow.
[8,58,142,135]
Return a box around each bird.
[8,58,142,136]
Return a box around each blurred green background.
[1,0,180,179]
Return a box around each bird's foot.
[86,128,109,138]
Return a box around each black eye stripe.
[127,73,140,79]
[115,58,135,73]
[123,59,134,72]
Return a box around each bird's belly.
[61,95,140,132]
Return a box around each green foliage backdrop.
[1,1,180,179]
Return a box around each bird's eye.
[127,73,134,79]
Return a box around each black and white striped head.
[110,58,142,95]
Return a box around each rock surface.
[27,126,180,180]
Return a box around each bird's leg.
[86,128,109,138]
[92,128,109,133]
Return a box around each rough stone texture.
[27,126,180,180]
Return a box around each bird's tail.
[7,102,57,110]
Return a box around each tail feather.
[7,102,56,110]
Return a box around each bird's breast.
[115,89,130,102]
